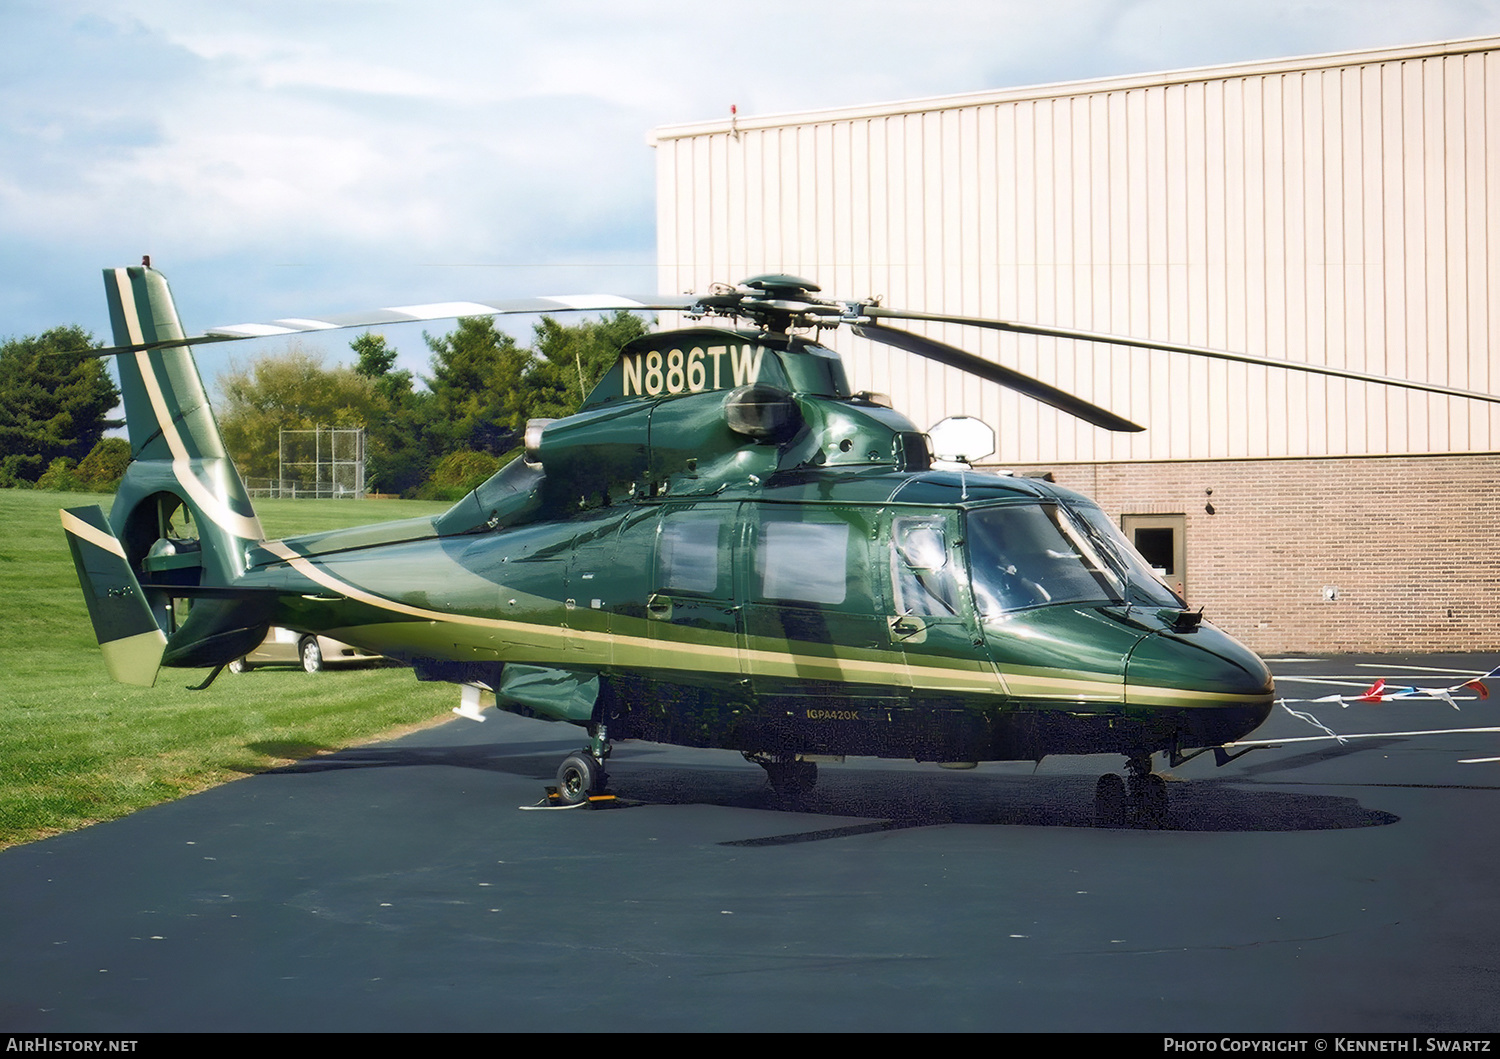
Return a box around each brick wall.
[1000,454,1500,654]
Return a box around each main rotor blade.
[852,322,1145,433]
[207,293,696,339]
[89,293,699,357]
[861,307,1500,407]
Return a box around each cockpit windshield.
[1067,502,1186,609]
[966,504,1119,616]
[965,502,1183,618]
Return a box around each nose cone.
[1125,623,1274,746]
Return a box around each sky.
[4,0,1500,387]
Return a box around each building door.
[1121,514,1187,600]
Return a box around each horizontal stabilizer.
[61,506,165,687]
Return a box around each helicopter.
[60,264,1500,826]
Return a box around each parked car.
[228,627,384,674]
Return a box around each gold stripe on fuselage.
[262,542,1268,710]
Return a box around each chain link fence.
[243,426,366,499]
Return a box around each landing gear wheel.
[1094,773,1127,828]
[299,637,323,674]
[1131,772,1168,830]
[556,753,605,806]
[1119,753,1169,829]
[228,658,249,674]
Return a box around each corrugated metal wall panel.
[656,39,1500,460]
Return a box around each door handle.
[890,615,924,639]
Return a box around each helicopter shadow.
[257,738,1399,836]
[1228,737,1410,777]
[253,738,580,779]
[611,759,1399,835]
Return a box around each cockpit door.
[884,510,1003,699]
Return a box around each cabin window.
[757,521,850,605]
[658,518,723,595]
[890,516,964,616]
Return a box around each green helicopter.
[62,266,1500,825]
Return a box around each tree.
[352,331,422,406]
[424,318,534,456]
[217,344,380,484]
[524,312,650,419]
[76,437,132,491]
[419,449,502,501]
[0,326,118,486]
[351,331,400,382]
[36,457,85,492]
[350,332,433,497]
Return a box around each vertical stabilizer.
[102,266,263,588]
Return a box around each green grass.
[0,490,457,849]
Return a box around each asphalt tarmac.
[2,653,1498,1033]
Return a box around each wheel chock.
[530,785,618,809]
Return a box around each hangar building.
[650,35,1500,654]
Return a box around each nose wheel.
[1094,754,1168,828]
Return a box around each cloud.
[3,0,1498,357]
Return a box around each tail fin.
[72,267,271,677]
[102,266,263,587]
